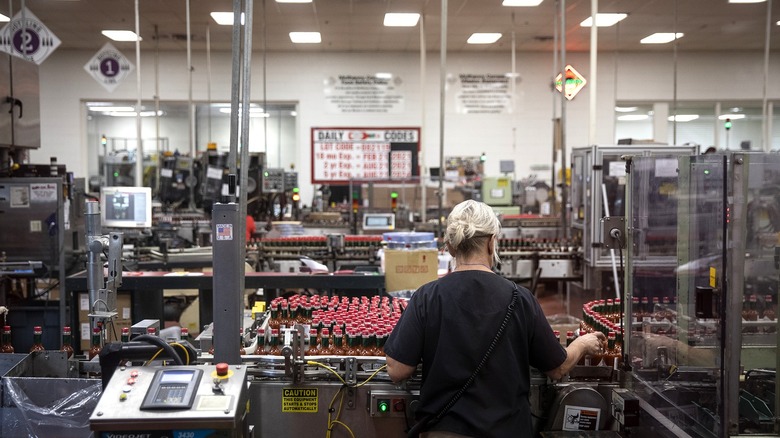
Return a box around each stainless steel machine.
[90,364,248,437]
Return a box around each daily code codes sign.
[311,127,420,184]
[281,388,318,413]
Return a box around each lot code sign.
[311,127,420,184]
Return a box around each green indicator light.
[704,169,710,175]
[378,400,389,413]
[264,171,269,177]
[390,192,398,199]
[293,187,300,193]
[113,171,119,177]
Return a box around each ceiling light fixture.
[101,30,142,42]
[289,32,321,43]
[89,106,135,112]
[668,114,700,122]
[729,0,766,3]
[375,72,393,79]
[640,32,684,44]
[384,13,420,27]
[210,12,245,25]
[467,33,502,44]
[617,115,650,121]
[615,106,639,113]
[580,13,628,27]
[502,0,544,6]
[0,13,9,22]
[719,114,746,120]
[276,0,313,3]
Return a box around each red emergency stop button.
[216,363,229,377]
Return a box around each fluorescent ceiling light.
[617,114,650,121]
[615,106,638,113]
[101,30,142,42]
[640,33,684,44]
[467,33,502,44]
[729,0,766,3]
[384,13,420,27]
[107,111,162,117]
[375,72,393,79]
[219,107,265,115]
[210,12,245,25]
[580,13,627,27]
[289,32,321,43]
[719,114,746,120]
[668,114,699,122]
[290,111,298,117]
[89,106,135,112]
[0,13,9,22]
[276,0,312,3]
[502,0,544,6]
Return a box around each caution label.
[282,388,318,413]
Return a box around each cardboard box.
[384,249,438,292]
[361,185,466,211]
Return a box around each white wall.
[32,48,779,203]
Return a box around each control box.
[367,389,419,418]
[90,364,248,437]
[262,168,285,193]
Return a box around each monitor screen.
[100,186,152,228]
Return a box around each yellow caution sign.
[282,388,318,413]
[709,267,716,288]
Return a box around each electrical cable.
[133,334,184,365]
[356,364,387,387]
[306,360,347,385]
[171,342,190,365]
[145,348,164,365]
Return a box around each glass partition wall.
[625,153,779,437]
[84,100,297,192]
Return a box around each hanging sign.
[0,8,61,64]
[454,73,513,114]
[323,74,405,114]
[555,65,587,100]
[84,43,135,92]
[311,127,420,184]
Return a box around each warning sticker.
[282,388,318,413]
[562,405,600,431]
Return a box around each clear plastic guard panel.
[627,153,780,437]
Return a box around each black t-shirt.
[384,270,566,438]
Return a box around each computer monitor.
[100,186,152,228]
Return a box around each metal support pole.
[588,0,597,146]
[762,0,772,151]
[437,0,447,238]
[420,14,427,222]
[134,0,143,187]
[560,0,568,238]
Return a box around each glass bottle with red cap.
[1,326,13,353]
[88,328,102,360]
[29,326,45,353]
[60,326,74,358]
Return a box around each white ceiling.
[10,0,780,53]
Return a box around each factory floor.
[534,283,572,317]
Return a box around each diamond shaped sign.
[555,65,587,101]
[84,43,134,92]
[0,7,61,65]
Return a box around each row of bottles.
[497,237,581,253]
[254,325,390,357]
[0,325,80,358]
[249,235,384,249]
[574,330,623,368]
[267,295,405,333]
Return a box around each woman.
[385,200,605,438]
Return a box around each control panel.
[262,168,285,193]
[368,389,419,418]
[90,364,247,437]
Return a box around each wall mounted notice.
[454,73,512,114]
[311,128,420,184]
[84,42,134,92]
[324,75,404,114]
